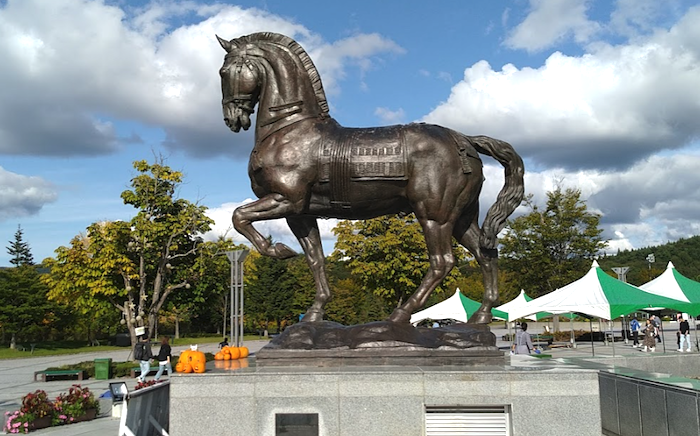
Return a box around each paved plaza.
[0,323,694,435]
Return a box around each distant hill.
[598,235,700,285]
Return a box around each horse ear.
[216,35,233,52]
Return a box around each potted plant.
[53,385,99,424]
[3,390,54,433]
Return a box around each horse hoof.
[388,308,411,323]
[273,243,297,259]
[467,311,492,324]
[301,311,324,322]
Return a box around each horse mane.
[244,32,330,116]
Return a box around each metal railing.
[119,381,170,436]
[599,371,700,435]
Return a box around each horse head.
[217,32,330,140]
[217,36,262,132]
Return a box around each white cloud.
[504,0,600,52]
[374,107,405,124]
[424,6,700,171]
[0,0,403,159]
[0,167,58,220]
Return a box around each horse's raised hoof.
[301,310,324,322]
[467,310,492,325]
[272,242,297,259]
[388,308,411,323]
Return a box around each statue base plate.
[256,320,503,366]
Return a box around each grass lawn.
[0,335,264,360]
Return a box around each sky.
[1,0,700,267]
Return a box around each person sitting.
[218,337,229,348]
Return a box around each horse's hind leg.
[232,193,301,259]
[453,212,498,324]
[286,216,331,322]
[389,219,456,323]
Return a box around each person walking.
[642,319,657,352]
[630,317,641,348]
[154,336,172,381]
[512,322,534,355]
[134,334,153,382]
[678,314,691,352]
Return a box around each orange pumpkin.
[175,361,184,372]
[223,353,231,360]
[238,347,249,358]
[222,347,231,355]
[214,352,224,360]
[181,361,193,373]
[190,350,207,373]
[228,347,241,360]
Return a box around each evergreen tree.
[7,225,34,266]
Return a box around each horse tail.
[469,135,525,251]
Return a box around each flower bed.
[3,385,99,434]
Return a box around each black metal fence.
[599,371,700,436]
[119,381,170,436]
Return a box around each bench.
[34,369,84,382]
[130,366,161,378]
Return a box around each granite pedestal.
[169,356,601,436]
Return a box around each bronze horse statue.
[217,32,524,325]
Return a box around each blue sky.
[1,0,700,266]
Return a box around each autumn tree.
[499,187,608,297]
[7,225,34,266]
[43,159,213,347]
[331,214,466,314]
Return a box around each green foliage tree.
[244,249,297,333]
[0,266,54,347]
[500,187,608,297]
[331,213,466,313]
[42,159,213,347]
[7,225,34,266]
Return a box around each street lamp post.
[646,253,655,279]
[225,249,249,347]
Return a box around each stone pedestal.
[169,357,601,436]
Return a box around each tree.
[331,214,466,313]
[7,225,34,266]
[244,249,297,333]
[500,187,608,297]
[43,159,213,348]
[0,266,54,348]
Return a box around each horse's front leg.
[287,216,331,322]
[232,193,301,259]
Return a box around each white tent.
[639,261,700,316]
[410,288,507,325]
[507,260,687,321]
[495,290,538,322]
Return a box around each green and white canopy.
[640,261,700,316]
[410,288,508,325]
[496,290,541,322]
[507,260,688,320]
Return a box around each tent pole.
[590,318,595,357]
[691,316,696,352]
[610,319,616,357]
[660,318,666,353]
[570,314,576,348]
